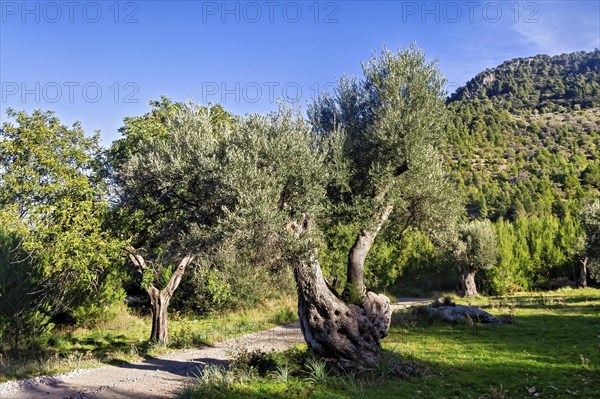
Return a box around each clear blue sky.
[1,0,598,144]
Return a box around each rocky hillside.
[446,50,600,220]
[450,50,600,112]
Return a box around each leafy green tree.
[0,109,124,325]
[453,220,499,297]
[490,218,533,294]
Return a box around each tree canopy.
[0,109,124,335]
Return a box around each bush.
[171,254,294,315]
[71,272,126,327]
[270,307,296,324]
[228,347,276,374]
[0,226,53,351]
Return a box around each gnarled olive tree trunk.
[578,257,588,288]
[295,253,391,369]
[289,216,391,370]
[147,287,171,344]
[126,247,194,345]
[460,270,478,297]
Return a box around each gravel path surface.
[393,298,432,308]
[0,323,303,399]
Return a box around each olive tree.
[453,220,498,297]
[309,46,459,296]
[305,46,461,366]
[113,101,234,344]
[115,100,334,354]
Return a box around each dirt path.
[0,323,303,399]
[392,298,431,309]
[0,298,429,399]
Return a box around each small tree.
[113,101,239,344]
[580,199,600,286]
[454,220,499,297]
[125,247,194,344]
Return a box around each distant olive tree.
[453,220,499,297]
[580,199,600,286]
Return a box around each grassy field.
[0,297,297,382]
[181,288,600,399]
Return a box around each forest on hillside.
[1,48,599,359]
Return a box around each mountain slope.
[450,50,600,112]
[446,50,600,220]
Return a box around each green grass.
[375,288,600,398]
[180,288,600,399]
[0,297,298,382]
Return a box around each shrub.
[0,225,53,351]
